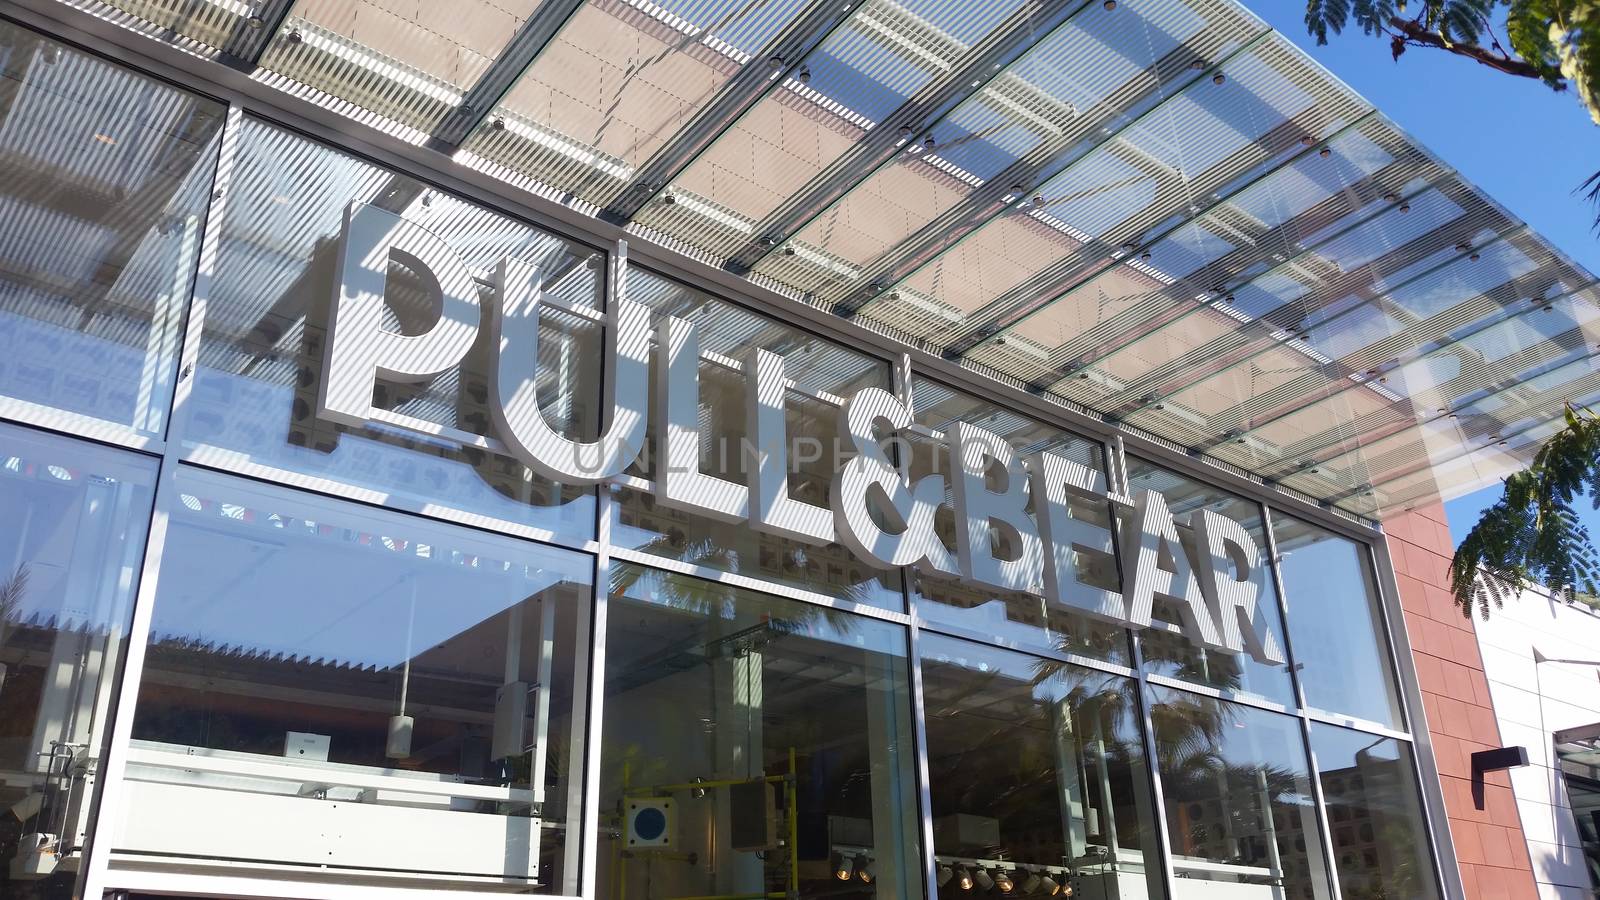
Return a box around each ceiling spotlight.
[1141,250,1152,260]
[1300,135,1315,147]
[1039,873,1061,895]
[1383,192,1399,202]
[1191,58,1206,70]
[1471,252,1481,261]
[924,135,937,150]
[1011,183,1026,195]
[491,116,506,131]
[856,857,875,884]
[994,868,1014,893]
[1319,147,1331,158]
[832,852,853,881]
[1102,0,1116,8]
[1398,201,1411,213]
[285,29,303,44]
[662,193,677,206]
[768,56,785,70]
[1456,242,1471,253]
[957,866,975,891]
[798,66,812,84]
[244,1,264,28]
[938,865,955,887]
[974,868,995,891]
[1033,194,1045,205]
[899,124,914,139]
[994,336,1008,346]
[782,245,797,256]
[1212,73,1226,85]
[1021,870,1042,894]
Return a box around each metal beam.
[1325,358,1600,507]
[813,20,1272,308]
[1100,222,1536,422]
[933,106,1385,360]
[713,0,1097,268]
[217,0,295,70]
[602,0,863,222]
[425,0,590,151]
[904,110,1380,349]
[1200,272,1596,449]
[1265,314,1597,481]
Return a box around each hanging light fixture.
[856,856,875,884]
[993,868,1015,893]
[832,851,853,881]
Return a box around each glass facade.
[0,16,1451,900]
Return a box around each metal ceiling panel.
[45,0,1600,519]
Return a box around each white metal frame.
[0,3,1470,899]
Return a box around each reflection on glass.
[0,22,224,436]
[0,423,156,898]
[258,0,538,135]
[1125,459,1295,707]
[910,380,1130,665]
[123,468,591,891]
[1272,515,1402,727]
[1309,724,1441,900]
[599,565,922,899]
[610,267,903,610]
[1150,687,1333,900]
[921,634,1163,899]
[187,116,600,538]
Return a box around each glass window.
[1309,725,1441,900]
[598,564,922,899]
[1272,514,1403,728]
[921,633,1163,899]
[120,467,592,892]
[0,423,157,898]
[609,267,904,610]
[184,116,600,540]
[911,379,1130,665]
[1125,459,1296,707]
[1150,687,1333,900]
[0,22,224,437]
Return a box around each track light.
[994,868,1014,893]
[1021,870,1042,894]
[856,856,874,883]
[957,866,974,891]
[974,868,995,891]
[832,851,853,881]
[1039,873,1060,896]
[937,865,955,887]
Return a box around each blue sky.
[1252,4,1600,546]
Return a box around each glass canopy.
[71,0,1600,519]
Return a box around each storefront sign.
[318,203,1284,664]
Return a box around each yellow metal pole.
[787,747,798,899]
[619,760,631,900]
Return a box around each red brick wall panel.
[1383,503,1539,900]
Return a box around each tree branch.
[1387,14,1561,83]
